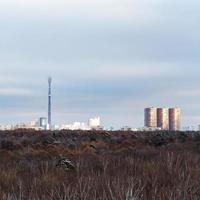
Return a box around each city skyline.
[0,0,200,128]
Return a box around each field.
[0,130,200,200]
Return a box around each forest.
[0,130,200,200]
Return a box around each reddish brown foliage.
[0,130,200,199]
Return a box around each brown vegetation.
[0,130,200,199]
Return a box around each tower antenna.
[48,77,52,129]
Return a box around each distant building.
[144,107,181,131]
[139,126,162,132]
[183,126,196,132]
[0,124,14,131]
[14,120,37,130]
[88,117,101,129]
[60,122,90,131]
[169,107,181,131]
[144,107,157,128]
[60,117,102,131]
[38,117,47,129]
[157,107,169,130]
[121,126,132,131]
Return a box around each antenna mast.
[48,77,52,129]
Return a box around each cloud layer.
[0,0,199,128]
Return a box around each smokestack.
[48,77,52,129]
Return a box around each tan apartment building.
[144,107,157,128]
[157,107,169,130]
[169,107,181,131]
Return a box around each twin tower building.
[145,107,181,131]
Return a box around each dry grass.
[0,130,200,199]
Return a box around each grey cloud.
[0,0,199,128]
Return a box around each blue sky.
[0,0,200,128]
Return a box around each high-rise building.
[144,107,157,128]
[157,107,169,130]
[169,107,181,131]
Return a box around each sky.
[0,0,200,129]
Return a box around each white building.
[59,117,102,131]
[60,122,90,130]
[0,124,14,131]
[14,120,38,130]
[88,117,101,129]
